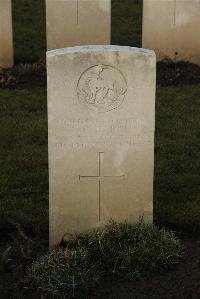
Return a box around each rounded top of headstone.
[47,45,156,58]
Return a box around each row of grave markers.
[1,0,200,68]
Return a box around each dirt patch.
[0,61,46,89]
[157,60,200,86]
[92,238,200,299]
[1,60,200,89]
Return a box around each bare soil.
[1,60,200,89]
[93,238,200,299]
[157,60,200,86]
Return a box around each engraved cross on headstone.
[79,152,125,221]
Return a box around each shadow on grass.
[12,0,46,62]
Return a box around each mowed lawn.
[155,85,200,233]
[0,0,200,242]
[0,88,48,238]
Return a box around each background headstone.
[47,45,156,246]
[46,0,111,50]
[142,0,200,64]
[0,0,13,68]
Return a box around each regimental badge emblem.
[77,64,127,112]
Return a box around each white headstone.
[46,0,111,50]
[47,45,156,246]
[142,0,200,64]
[0,0,13,68]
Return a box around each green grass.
[1,84,200,238]
[154,85,200,233]
[12,0,46,62]
[112,0,143,47]
[0,88,48,236]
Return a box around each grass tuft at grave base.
[30,220,184,299]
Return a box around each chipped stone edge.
[47,45,155,58]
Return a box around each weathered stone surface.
[143,0,200,64]
[0,0,13,68]
[47,45,156,246]
[46,0,111,50]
